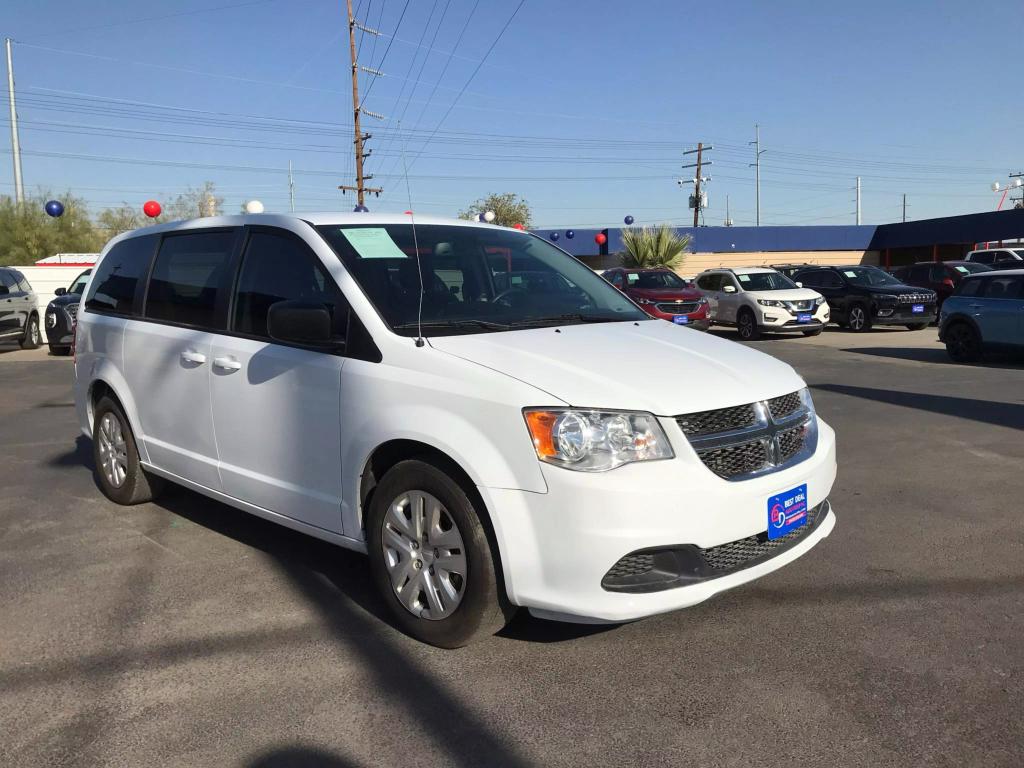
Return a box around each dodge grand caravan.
[74,214,837,647]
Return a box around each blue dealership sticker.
[797,313,812,323]
[912,304,924,314]
[673,315,689,324]
[767,484,808,540]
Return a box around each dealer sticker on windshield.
[912,304,924,313]
[767,484,808,540]
[673,315,689,324]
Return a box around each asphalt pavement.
[1,328,1022,767]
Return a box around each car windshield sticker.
[955,266,969,273]
[738,274,751,282]
[843,270,857,278]
[340,228,407,259]
[627,273,639,281]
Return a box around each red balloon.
[143,200,162,218]
[595,232,608,245]
[513,223,525,230]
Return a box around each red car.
[603,267,710,329]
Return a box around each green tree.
[458,192,532,229]
[0,192,105,266]
[618,224,691,270]
[96,204,156,238]
[165,181,223,220]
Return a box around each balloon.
[483,210,496,223]
[595,232,607,245]
[143,200,162,218]
[245,200,265,214]
[353,204,369,212]
[477,213,485,222]
[513,223,525,230]
[550,232,559,241]
[566,230,574,239]
[624,215,634,225]
[44,200,65,217]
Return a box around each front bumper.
[641,303,711,330]
[872,307,936,325]
[478,416,837,623]
[757,304,829,332]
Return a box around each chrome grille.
[897,293,933,304]
[702,502,825,570]
[656,301,699,314]
[676,404,756,436]
[785,300,814,312]
[677,391,817,480]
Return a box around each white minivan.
[74,214,837,647]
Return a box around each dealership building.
[534,208,1024,276]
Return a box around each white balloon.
[245,200,265,214]
[483,210,496,222]
[991,182,1001,192]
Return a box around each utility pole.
[749,123,766,226]
[1011,172,1024,209]
[339,0,383,207]
[724,194,733,227]
[5,38,24,206]
[902,193,907,223]
[855,176,862,225]
[680,144,712,227]
[288,160,295,213]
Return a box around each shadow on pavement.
[246,745,364,767]
[813,383,1024,430]
[841,346,1024,368]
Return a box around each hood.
[429,320,805,415]
[48,293,83,308]
[868,283,936,297]
[626,286,703,301]
[750,288,822,302]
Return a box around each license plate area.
[912,304,924,313]
[797,313,812,323]
[673,315,689,324]
[767,484,808,540]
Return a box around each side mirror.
[267,300,335,347]
[723,285,737,293]
[795,282,803,288]
[942,278,955,288]
[54,287,66,296]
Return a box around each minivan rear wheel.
[366,459,514,648]
[92,396,165,505]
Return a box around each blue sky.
[2,0,1021,227]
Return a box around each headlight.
[523,409,674,471]
[697,296,708,304]
[46,310,57,328]
[757,299,785,307]
[814,296,825,306]
[876,294,898,303]
[635,297,653,305]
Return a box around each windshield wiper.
[393,319,512,331]
[508,313,626,327]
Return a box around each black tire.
[944,322,982,363]
[847,303,872,332]
[48,344,71,356]
[19,314,40,349]
[802,327,823,337]
[905,323,928,331]
[736,308,761,340]
[92,395,165,505]
[366,459,514,648]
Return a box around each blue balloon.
[477,213,486,222]
[566,230,575,239]
[353,204,369,212]
[550,232,559,241]
[624,215,634,225]
[45,200,65,218]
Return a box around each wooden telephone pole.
[680,143,712,227]
[339,0,382,207]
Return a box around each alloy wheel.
[29,320,39,345]
[738,313,753,339]
[849,306,866,331]
[97,412,128,488]
[382,490,467,620]
[948,325,979,361]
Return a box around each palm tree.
[618,224,691,270]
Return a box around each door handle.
[180,349,207,364]
[213,356,242,371]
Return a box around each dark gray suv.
[0,267,41,350]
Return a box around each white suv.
[695,267,829,340]
[74,214,837,647]
[963,247,1024,268]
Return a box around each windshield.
[955,263,991,274]
[1012,249,1024,259]
[316,224,648,335]
[69,270,91,295]
[626,270,687,290]
[736,272,797,291]
[842,266,902,287]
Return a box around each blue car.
[939,269,1024,362]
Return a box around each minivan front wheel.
[92,396,165,505]
[367,459,514,647]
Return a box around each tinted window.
[929,265,947,282]
[69,270,91,295]
[0,270,15,293]
[606,271,624,288]
[971,251,995,264]
[994,251,1020,263]
[697,273,722,291]
[981,276,1023,299]
[628,270,687,289]
[145,231,235,328]
[85,236,157,315]
[233,231,348,339]
[957,277,984,297]
[736,271,797,291]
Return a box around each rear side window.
[957,278,984,297]
[697,273,722,291]
[981,276,1023,299]
[145,231,235,328]
[970,251,995,265]
[232,230,348,339]
[0,271,15,294]
[85,235,157,315]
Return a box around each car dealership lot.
[1,334,1021,767]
